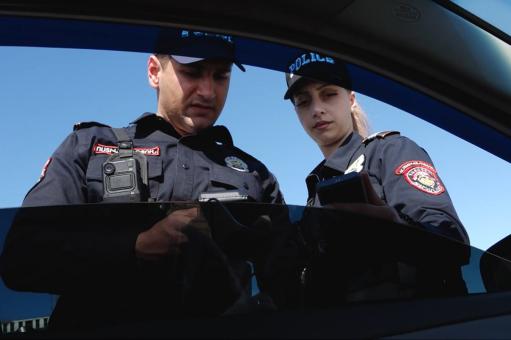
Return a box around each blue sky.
[0,0,510,322]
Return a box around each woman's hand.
[325,172,402,223]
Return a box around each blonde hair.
[351,98,370,138]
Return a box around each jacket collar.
[323,132,363,173]
[131,112,233,146]
[305,132,363,201]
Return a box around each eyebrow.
[216,67,232,73]
[180,62,232,74]
[294,82,332,97]
[178,62,202,71]
[293,90,308,98]
[315,83,334,90]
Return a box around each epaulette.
[363,131,400,144]
[73,121,111,131]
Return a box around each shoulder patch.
[39,158,52,182]
[73,121,111,131]
[395,160,445,195]
[363,131,400,144]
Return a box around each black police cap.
[284,52,351,99]
[154,29,245,72]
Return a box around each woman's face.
[292,81,355,154]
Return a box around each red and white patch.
[39,158,52,181]
[135,146,160,156]
[93,144,118,155]
[92,143,160,156]
[395,160,445,195]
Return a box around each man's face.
[148,55,232,136]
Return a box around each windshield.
[451,0,511,37]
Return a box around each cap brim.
[171,55,204,64]
[284,75,351,100]
[171,55,245,72]
[284,76,308,100]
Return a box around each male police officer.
[0,30,284,331]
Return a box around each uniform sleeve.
[375,136,469,244]
[0,131,142,294]
[263,171,286,205]
[23,132,88,206]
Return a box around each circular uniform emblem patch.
[225,156,249,172]
[395,160,445,195]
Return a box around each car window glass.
[451,0,511,36]
[1,16,511,331]
[2,45,510,252]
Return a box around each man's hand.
[135,207,199,260]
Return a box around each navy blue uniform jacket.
[0,113,284,330]
[305,131,469,244]
[24,112,284,206]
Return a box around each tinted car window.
[1,14,511,335]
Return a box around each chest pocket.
[209,164,263,202]
[85,156,162,202]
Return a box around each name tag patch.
[92,143,160,156]
[395,160,445,195]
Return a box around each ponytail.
[351,98,370,138]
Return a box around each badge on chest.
[225,156,249,172]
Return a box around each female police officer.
[278,51,471,308]
[284,52,469,307]
[283,51,469,244]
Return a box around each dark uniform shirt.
[1,112,284,330]
[305,131,469,244]
[24,112,284,206]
